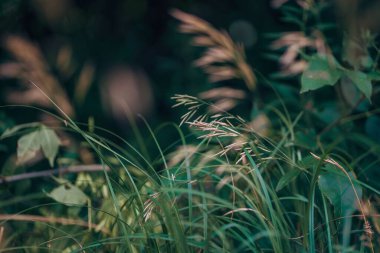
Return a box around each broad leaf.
[301,55,342,93]
[17,131,41,165]
[48,183,88,206]
[345,70,372,101]
[16,125,61,167]
[318,166,362,216]
[38,126,61,167]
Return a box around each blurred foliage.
[1,0,380,252]
[0,0,282,126]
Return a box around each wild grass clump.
[1,2,380,253]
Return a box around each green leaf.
[17,131,41,165]
[318,166,362,216]
[345,70,372,100]
[299,155,318,168]
[47,183,88,206]
[16,125,61,167]
[1,123,40,140]
[294,130,317,150]
[301,55,342,93]
[38,126,61,167]
[276,169,301,191]
[367,71,380,81]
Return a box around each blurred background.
[0,0,288,144]
[1,0,379,150]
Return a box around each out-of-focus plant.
[270,1,380,100]
[171,9,256,91]
[0,36,75,117]
[0,2,380,253]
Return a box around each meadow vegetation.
[1,1,380,252]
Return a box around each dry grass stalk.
[310,152,374,250]
[199,87,246,113]
[172,94,246,126]
[74,62,95,105]
[0,226,3,248]
[172,94,269,163]
[143,192,160,222]
[188,117,261,164]
[168,145,198,167]
[366,198,380,234]
[0,164,110,184]
[1,36,74,117]
[171,9,256,90]
[189,120,240,140]
[248,113,271,137]
[172,94,205,126]
[56,45,73,76]
[0,214,110,234]
[199,87,246,100]
[271,31,329,76]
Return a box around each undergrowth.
[1,1,380,253]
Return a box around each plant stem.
[0,164,109,184]
[0,214,110,234]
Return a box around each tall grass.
[1,91,378,252]
[1,5,380,253]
